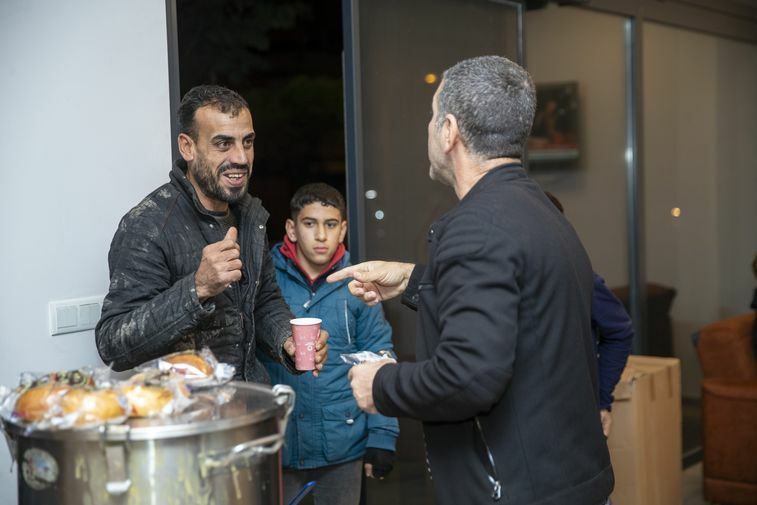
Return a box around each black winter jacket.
[95,160,296,382]
[374,164,614,504]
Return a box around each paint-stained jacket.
[95,160,296,382]
[261,245,399,468]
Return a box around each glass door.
[342,1,522,501]
[343,0,522,359]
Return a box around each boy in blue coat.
[261,183,398,505]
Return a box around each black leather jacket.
[374,164,613,504]
[95,160,296,382]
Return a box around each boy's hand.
[283,329,329,377]
[364,448,395,479]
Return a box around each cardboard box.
[607,355,682,505]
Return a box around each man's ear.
[178,133,195,162]
[443,114,461,154]
[285,218,297,242]
[338,220,347,244]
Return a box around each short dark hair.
[177,85,249,140]
[437,55,536,160]
[290,183,346,220]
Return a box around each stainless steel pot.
[2,382,295,505]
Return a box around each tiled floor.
[682,462,708,505]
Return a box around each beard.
[189,155,251,205]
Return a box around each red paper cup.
[290,318,321,371]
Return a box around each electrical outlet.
[49,296,105,336]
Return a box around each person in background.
[95,84,328,382]
[544,191,634,437]
[260,183,398,505]
[328,55,613,505]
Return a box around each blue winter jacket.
[260,244,399,469]
[591,272,634,410]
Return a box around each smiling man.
[96,85,328,383]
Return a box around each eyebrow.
[210,132,256,143]
[301,217,340,223]
[211,134,234,144]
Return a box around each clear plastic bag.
[136,347,235,389]
[340,351,396,366]
[119,370,194,418]
[1,368,130,431]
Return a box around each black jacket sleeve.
[95,221,214,371]
[374,210,519,422]
[401,265,424,311]
[252,240,297,372]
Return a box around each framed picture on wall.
[528,82,580,164]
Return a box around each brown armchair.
[696,313,757,505]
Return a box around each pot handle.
[272,384,295,433]
[1,422,17,464]
[100,424,132,496]
[200,432,283,477]
[272,384,295,416]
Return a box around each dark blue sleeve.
[592,272,634,410]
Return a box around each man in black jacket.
[328,56,613,504]
[96,85,327,383]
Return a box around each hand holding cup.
[285,318,329,377]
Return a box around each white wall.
[0,1,172,501]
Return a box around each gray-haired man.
[329,56,613,504]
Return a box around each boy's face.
[286,202,347,276]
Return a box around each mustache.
[218,162,251,174]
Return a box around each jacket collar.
[460,161,526,204]
[277,236,347,286]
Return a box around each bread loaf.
[164,353,213,377]
[60,388,126,425]
[14,384,71,422]
[123,384,172,417]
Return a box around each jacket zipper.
[343,299,351,345]
[475,416,502,501]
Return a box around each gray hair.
[436,55,536,159]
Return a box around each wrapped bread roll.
[164,353,213,378]
[60,388,126,426]
[14,384,71,422]
[123,384,172,417]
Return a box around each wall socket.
[49,295,105,336]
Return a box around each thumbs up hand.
[195,226,243,301]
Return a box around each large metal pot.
[2,382,294,505]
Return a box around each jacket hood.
[276,236,347,285]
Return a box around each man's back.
[375,164,613,504]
